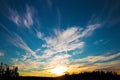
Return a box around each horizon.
[0,0,120,77]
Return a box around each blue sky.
[0,0,120,76]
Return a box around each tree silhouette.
[0,62,19,77]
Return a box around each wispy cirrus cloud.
[78,59,120,73]
[9,5,34,28]
[9,34,38,58]
[23,5,34,28]
[67,52,120,74]
[73,52,120,63]
[41,24,101,56]
[9,10,21,26]
[11,23,103,75]
[14,51,120,75]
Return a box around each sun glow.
[50,66,67,76]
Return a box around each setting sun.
[50,66,67,76]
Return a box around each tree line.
[0,62,19,77]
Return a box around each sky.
[0,0,120,77]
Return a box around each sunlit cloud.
[10,23,106,76]
[68,52,120,74]
[0,0,120,77]
[42,24,101,56]
[14,59,45,71]
[44,54,71,69]
[73,52,120,63]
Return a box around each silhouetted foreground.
[0,71,120,80]
[0,63,120,80]
[0,62,19,77]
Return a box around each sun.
[50,66,67,76]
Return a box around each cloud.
[37,31,43,39]
[13,53,71,73]
[26,51,120,75]
[42,24,101,56]
[67,52,120,74]
[0,51,4,57]
[42,27,84,56]
[23,5,34,28]
[9,9,21,26]
[81,24,101,37]
[44,54,71,69]
[10,34,38,58]
[68,60,116,74]
[14,59,45,70]
[9,5,34,28]
[10,23,102,75]
[73,52,120,63]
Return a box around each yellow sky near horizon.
[19,67,120,77]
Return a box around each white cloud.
[80,24,101,37]
[9,9,21,26]
[45,54,71,69]
[67,52,120,74]
[10,34,38,58]
[23,6,34,28]
[42,24,100,56]
[11,23,102,73]
[14,59,45,70]
[73,52,120,63]
[0,51,4,57]
[37,31,43,39]
[9,5,34,28]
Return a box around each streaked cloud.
[9,5,34,28]
[23,5,34,28]
[73,52,120,63]
[13,50,120,74]
[9,34,38,58]
[10,23,105,75]
[76,54,120,74]
[68,52,120,74]
[0,0,120,77]
[42,24,101,56]
[9,9,21,26]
